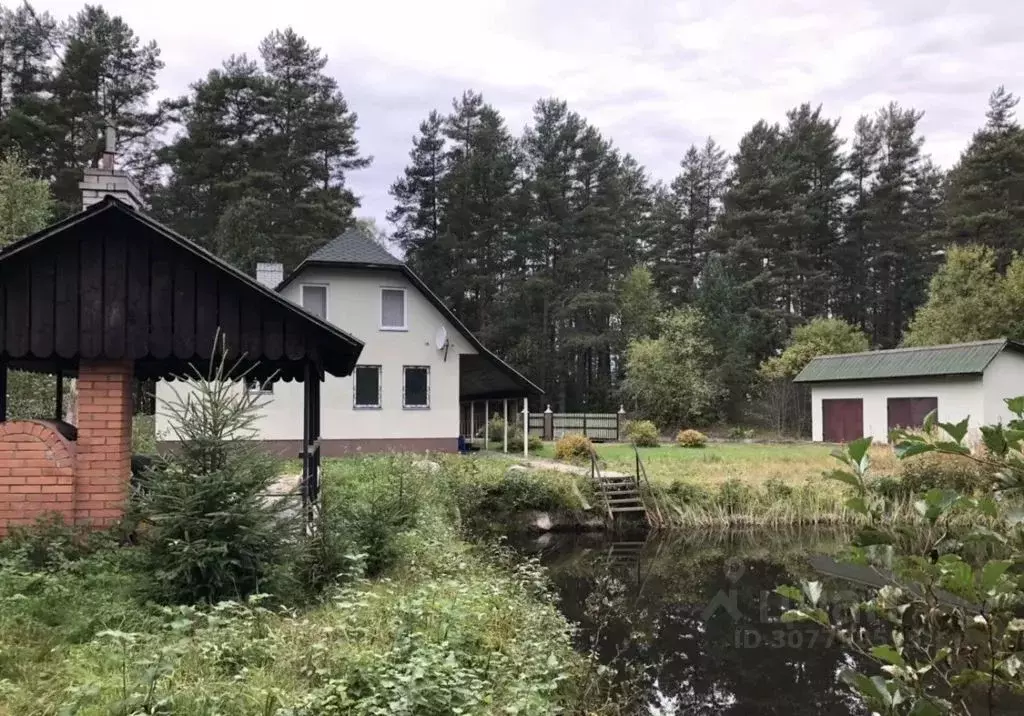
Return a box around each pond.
[516,529,870,715]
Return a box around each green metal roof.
[793,339,1024,383]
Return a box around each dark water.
[517,529,869,716]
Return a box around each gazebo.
[0,193,363,533]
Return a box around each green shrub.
[317,457,421,580]
[132,413,157,454]
[762,478,793,500]
[625,419,660,447]
[0,514,111,572]
[134,351,299,604]
[728,426,755,440]
[869,476,910,501]
[554,433,592,461]
[664,480,711,506]
[508,428,543,453]
[676,429,707,448]
[899,452,994,495]
[717,478,753,513]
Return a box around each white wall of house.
[155,266,476,444]
[810,377,985,444]
[982,351,1024,425]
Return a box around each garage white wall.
[811,377,984,444]
[982,351,1024,425]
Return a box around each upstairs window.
[381,287,407,330]
[403,366,429,408]
[301,284,328,320]
[354,365,381,408]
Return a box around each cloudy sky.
[38,0,1024,225]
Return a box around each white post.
[503,399,508,453]
[484,399,490,449]
[469,400,475,445]
[522,398,529,457]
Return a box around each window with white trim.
[301,284,328,320]
[403,366,429,408]
[380,287,407,330]
[353,365,381,408]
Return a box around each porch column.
[469,401,475,445]
[484,399,489,449]
[0,361,6,422]
[54,368,64,421]
[522,398,528,457]
[503,399,508,453]
[302,361,322,529]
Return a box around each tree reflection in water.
[521,529,870,715]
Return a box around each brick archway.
[0,421,76,532]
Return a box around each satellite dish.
[435,326,450,361]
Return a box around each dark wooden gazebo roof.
[0,197,364,382]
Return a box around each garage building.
[793,339,1024,444]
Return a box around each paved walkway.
[510,455,629,478]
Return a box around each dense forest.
[1,4,1022,428]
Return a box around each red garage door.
[822,399,864,443]
[887,397,938,432]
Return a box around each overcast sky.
[37,0,1023,227]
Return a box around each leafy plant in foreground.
[779,404,1024,715]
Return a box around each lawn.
[533,440,899,487]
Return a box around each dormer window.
[380,287,407,330]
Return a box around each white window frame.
[353,364,382,409]
[300,283,330,321]
[380,286,408,331]
[402,365,430,409]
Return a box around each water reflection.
[519,529,870,715]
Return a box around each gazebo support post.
[301,360,322,531]
[0,362,6,422]
[54,368,63,421]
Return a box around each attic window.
[381,288,406,330]
[301,284,328,320]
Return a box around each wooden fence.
[529,412,622,442]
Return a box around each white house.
[156,229,540,455]
[794,339,1024,444]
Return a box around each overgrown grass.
[0,456,613,715]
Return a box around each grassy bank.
[0,456,612,715]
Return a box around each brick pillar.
[75,360,133,527]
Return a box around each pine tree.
[779,104,844,319]
[388,111,446,286]
[944,86,1024,267]
[835,116,881,330]
[651,138,727,304]
[48,5,164,215]
[716,120,791,362]
[438,91,520,336]
[865,103,941,347]
[158,29,369,270]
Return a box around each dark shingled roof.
[305,229,403,267]
[793,339,1024,383]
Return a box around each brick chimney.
[256,262,284,289]
[79,120,144,210]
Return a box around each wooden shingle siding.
[0,203,362,381]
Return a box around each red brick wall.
[74,361,133,527]
[0,421,76,533]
